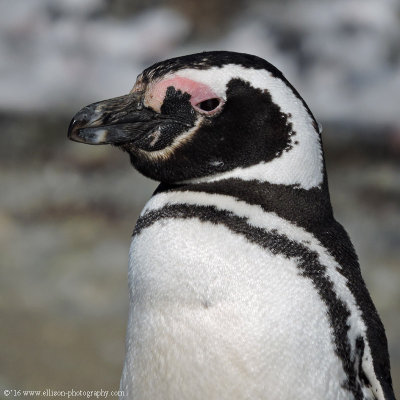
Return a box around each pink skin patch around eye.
[144,77,220,113]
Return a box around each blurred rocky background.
[0,0,399,397]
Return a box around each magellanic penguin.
[68,51,396,400]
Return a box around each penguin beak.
[68,91,158,145]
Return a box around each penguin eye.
[195,98,221,113]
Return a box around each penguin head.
[68,51,323,189]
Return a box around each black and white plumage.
[68,51,396,400]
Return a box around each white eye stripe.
[137,117,203,161]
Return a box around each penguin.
[68,51,396,400]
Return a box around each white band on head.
[174,65,323,190]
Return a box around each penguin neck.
[154,123,332,232]
[155,165,333,234]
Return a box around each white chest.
[120,216,349,400]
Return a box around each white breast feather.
[139,190,385,399]
[119,190,384,400]
[122,218,348,400]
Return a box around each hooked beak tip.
[67,91,152,146]
[68,106,89,140]
[68,105,109,144]
[67,116,82,142]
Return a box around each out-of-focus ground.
[0,0,399,398]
